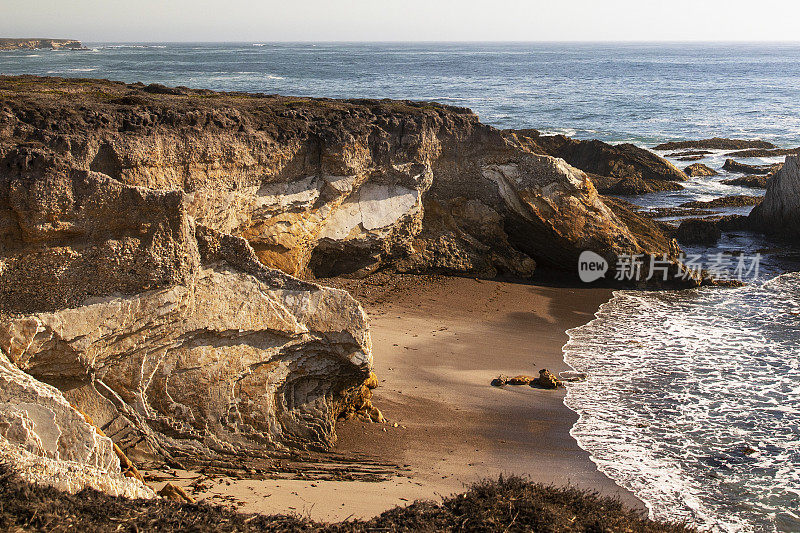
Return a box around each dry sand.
[152,275,641,521]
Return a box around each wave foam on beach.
[563,273,800,532]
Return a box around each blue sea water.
[3,42,800,146]
[3,42,800,532]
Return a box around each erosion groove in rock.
[0,160,373,465]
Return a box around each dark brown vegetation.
[0,465,689,532]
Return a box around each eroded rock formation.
[0,167,373,465]
[509,130,688,193]
[0,76,698,476]
[0,351,153,498]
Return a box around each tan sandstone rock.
[0,351,154,498]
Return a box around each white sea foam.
[563,274,800,532]
[46,68,96,74]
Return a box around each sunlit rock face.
[0,77,694,471]
[0,168,372,464]
[0,76,688,283]
[0,351,154,498]
[749,155,800,240]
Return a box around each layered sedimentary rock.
[0,76,697,471]
[0,168,372,464]
[0,351,153,498]
[0,76,689,282]
[749,155,800,239]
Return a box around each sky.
[3,0,800,42]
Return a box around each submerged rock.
[749,155,800,240]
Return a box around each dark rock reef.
[510,130,688,193]
[722,159,782,175]
[653,138,776,151]
[679,195,762,209]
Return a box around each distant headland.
[0,38,86,51]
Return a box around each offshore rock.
[653,138,776,151]
[721,175,769,188]
[512,132,688,188]
[684,163,718,177]
[676,219,722,245]
[722,159,781,175]
[0,38,86,51]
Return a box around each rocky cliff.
[0,76,695,476]
[749,155,800,240]
[0,39,85,51]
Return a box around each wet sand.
[154,275,641,521]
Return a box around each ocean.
[2,42,799,532]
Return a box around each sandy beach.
[150,275,641,521]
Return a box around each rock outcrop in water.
[509,130,688,193]
[749,155,800,240]
[0,38,86,51]
[722,159,782,175]
[684,163,717,177]
[0,76,698,477]
[653,138,776,151]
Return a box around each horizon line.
[8,38,800,45]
